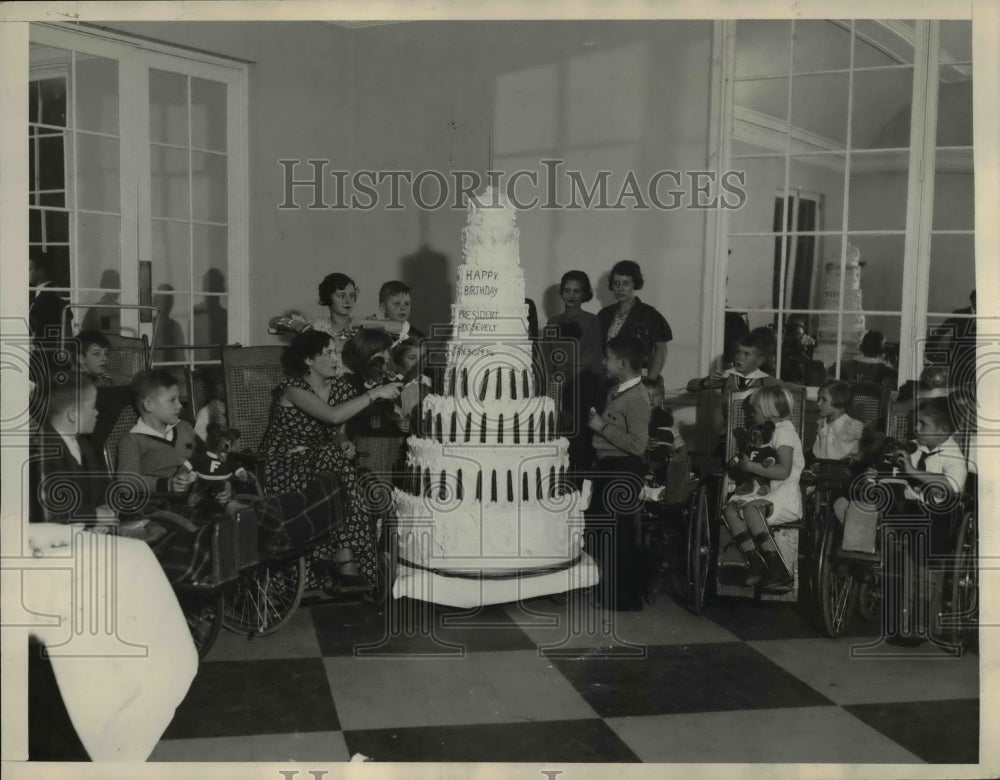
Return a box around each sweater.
[116,420,197,491]
[593,381,651,461]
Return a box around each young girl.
[812,380,864,462]
[722,385,804,590]
[390,338,430,434]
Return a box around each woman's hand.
[339,439,356,459]
[370,382,402,402]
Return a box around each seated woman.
[838,330,897,387]
[269,272,408,377]
[261,330,401,589]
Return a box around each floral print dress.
[261,375,377,588]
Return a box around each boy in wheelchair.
[834,397,968,642]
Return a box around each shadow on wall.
[594,270,615,310]
[541,283,562,322]
[401,243,452,337]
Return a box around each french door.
[28,23,248,367]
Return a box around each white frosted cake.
[392,188,596,605]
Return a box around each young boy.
[76,330,113,386]
[377,280,425,341]
[837,397,968,643]
[29,377,111,525]
[116,369,197,494]
[586,336,652,611]
[812,380,864,461]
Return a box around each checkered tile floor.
[149,591,979,764]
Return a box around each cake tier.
[393,479,592,571]
[454,263,525,307]
[419,393,558,442]
[461,226,520,270]
[437,350,540,401]
[404,437,570,494]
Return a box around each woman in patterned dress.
[596,260,672,381]
[261,330,402,588]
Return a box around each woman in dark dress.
[262,330,401,588]
[596,260,672,380]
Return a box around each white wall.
[112,20,714,383]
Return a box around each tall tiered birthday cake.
[813,243,867,368]
[392,188,597,607]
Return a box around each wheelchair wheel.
[818,521,856,637]
[856,573,882,624]
[222,556,306,636]
[687,485,712,615]
[179,591,224,659]
[944,512,978,650]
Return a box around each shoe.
[314,558,369,588]
[743,551,768,587]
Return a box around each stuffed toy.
[186,422,250,508]
[729,420,777,497]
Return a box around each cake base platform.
[391,553,599,608]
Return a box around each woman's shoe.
[314,558,369,588]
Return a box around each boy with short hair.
[586,336,653,611]
[29,376,111,525]
[76,330,113,386]
[378,280,425,341]
[117,369,197,494]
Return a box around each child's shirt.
[593,377,651,461]
[761,419,805,524]
[343,373,405,439]
[117,418,197,491]
[904,435,968,500]
[813,413,864,461]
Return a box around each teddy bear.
[729,420,777,497]
[185,422,251,509]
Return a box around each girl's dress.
[756,418,805,525]
[261,375,377,588]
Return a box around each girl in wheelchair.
[722,385,804,591]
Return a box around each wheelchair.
[812,470,977,649]
[707,385,811,606]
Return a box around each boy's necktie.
[917,448,940,470]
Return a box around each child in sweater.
[586,336,652,611]
[116,369,197,495]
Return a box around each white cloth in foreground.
[25,524,198,761]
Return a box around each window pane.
[727,156,786,235]
[190,77,227,152]
[74,53,118,135]
[29,208,69,244]
[151,145,190,221]
[151,218,190,291]
[191,151,227,223]
[75,132,120,213]
[726,235,780,311]
[193,224,227,293]
[77,212,120,289]
[793,20,852,73]
[927,233,975,315]
[924,313,976,384]
[29,44,71,126]
[848,150,909,231]
[29,244,70,288]
[791,73,849,149]
[939,20,972,65]
[152,287,191,362]
[149,69,188,147]
[936,68,972,147]
[933,162,974,231]
[847,233,905,312]
[33,133,66,194]
[852,68,913,150]
[734,77,789,123]
[788,154,845,231]
[193,295,227,355]
[853,20,916,67]
[735,20,791,78]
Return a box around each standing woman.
[269,272,407,377]
[262,330,401,588]
[596,260,672,380]
[546,271,605,468]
